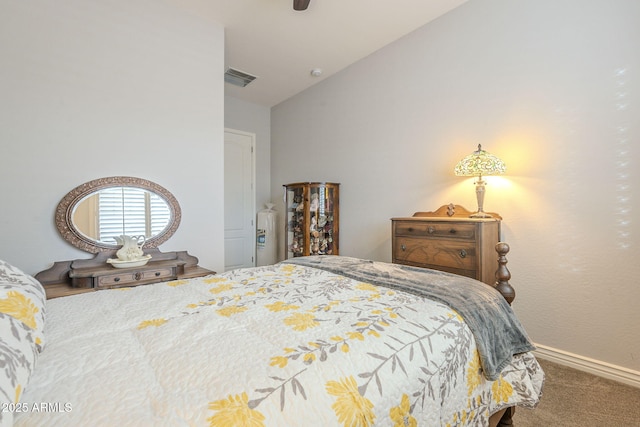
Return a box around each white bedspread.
[15,261,543,426]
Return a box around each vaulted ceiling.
[176,0,467,107]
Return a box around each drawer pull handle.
[113,277,120,282]
[449,229,457,234]
[134,272,142,281]
[427,227,435,234]
[155,272,161,277]
[459,250,467,258]
[401,244,406,251]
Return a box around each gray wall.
[0,0,226,273]
[271,0,640,372]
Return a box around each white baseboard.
[533,343,640,389]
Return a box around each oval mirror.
[56,177,181,253]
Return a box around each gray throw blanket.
[282,255,535,381]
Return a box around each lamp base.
[471,177,494,219]
[470,211,494,218]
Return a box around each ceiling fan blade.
[293,0,311,11]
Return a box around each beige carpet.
[513,358,640,427]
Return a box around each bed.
[1,253,543,427]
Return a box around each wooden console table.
[36,249,215,299]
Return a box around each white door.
[224,129,255,271]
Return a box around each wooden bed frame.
[492,407,515,427]
[489,242,517,427]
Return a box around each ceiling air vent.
[224,67,257,87]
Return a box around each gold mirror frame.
[55,176,181,253]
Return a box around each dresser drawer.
[394,237,477,272]
[393,221,475,240]
[96,267,176,288]
[392,208,500,285]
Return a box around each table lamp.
[454,144,506,218]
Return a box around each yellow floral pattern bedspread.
[17,262,543,427]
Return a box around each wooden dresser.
[391,204,501,286]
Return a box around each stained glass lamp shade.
[454,144,506,218]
